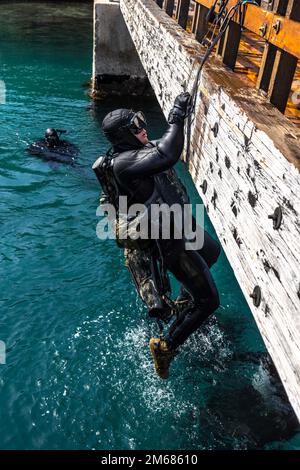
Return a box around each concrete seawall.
[92,0,151,98]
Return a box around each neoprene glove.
[168,92,191,124]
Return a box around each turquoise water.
[0,1,299,450]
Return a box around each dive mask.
[127,111,147,134]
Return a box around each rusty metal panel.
[193,0,300,60]
[243,6,274,37]
[175,0,190,30]
[165,0,175,17]
[256,42,277,92]
[268,49,298,112]
[220,20,242,71]
[194,4,209,43]
[268,14,300,57]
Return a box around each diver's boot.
[149,338,177,379]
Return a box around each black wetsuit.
[113,121,221,349]
[27,139,79,163]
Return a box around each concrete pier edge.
[92,0,153,98]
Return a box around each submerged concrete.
[92,0,151,98]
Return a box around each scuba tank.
[93,151,154,250]
[92,151,119,209]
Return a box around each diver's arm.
[26,141,44,155]
[115,124,183,179]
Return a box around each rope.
[185,0,259,162]
[200,0,230,48]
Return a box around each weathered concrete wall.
[92,0,151,97]
[120,0,300,420]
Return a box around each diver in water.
[93,93,221,379]
[44,128,61,148]
[27,128,79,164]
